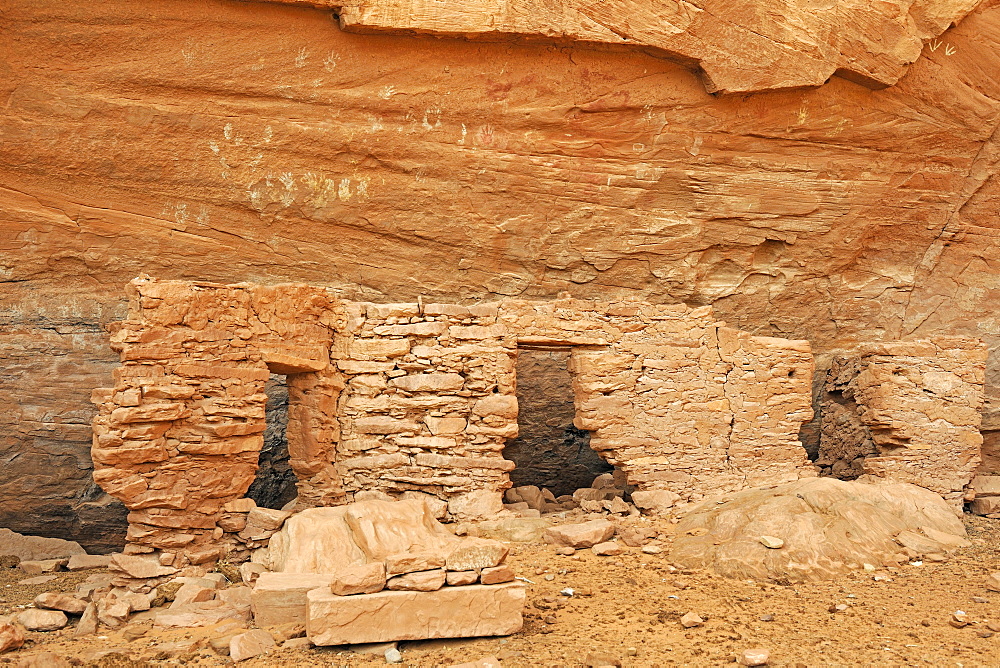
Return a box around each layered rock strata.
[818,337,986,506]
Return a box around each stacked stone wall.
[92,279,829,561]
[91,279,334,564]
[818,336,987,506]
[327,301,518,519]
[499,299,817,503]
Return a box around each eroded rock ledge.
[264,0,984,93]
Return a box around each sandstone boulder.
[171,584,216,607]
[385,552,444,576]
[479,565,515,585]
[261,506,367,573]
[505,486,545,511]
[230,629,276,662]
[477,518,552,543]
[250,573,333,627]
[109,554,177,579]
[631,490,681,515]
[34,593,87,616]
[345,499,459,561]
[670,478,968,582]
[18,560,66,576]
[154,599,249,628]
[0,622,25,653]
[331,563,386,596]
[445,571,479,586]
[16,609,68,632]
[445,539,509,572]
[75,603,98,637]
[15,651,73,668]
[67,555,111,571]
[96,596,131,629]
[238,508,291,541]
[543,520,615,549]
[386,569,446,592]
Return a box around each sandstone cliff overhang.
[261,0,985,93]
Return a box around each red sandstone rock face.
[1,0,999,549]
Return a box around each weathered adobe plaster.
[92,278,819,562]
[264,0,984,93]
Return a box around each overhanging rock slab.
[306,583,526,645]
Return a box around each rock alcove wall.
[1,0,999,551]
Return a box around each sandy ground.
[3,516,1000,667]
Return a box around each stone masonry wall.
[93,279,824,560]
[499,299,817,503]
[818,336,987,507]
[91,278,334,564]
[326,301,518,520]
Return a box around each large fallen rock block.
[306,583,525,646]
[670,477,969,583]
[260,498,508,579]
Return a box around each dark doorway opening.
[503,347,612,497]
[247,373,298,509]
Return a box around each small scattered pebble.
[680,612,704,628]
[950,611,970,628]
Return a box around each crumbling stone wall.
[91,278,335,563]
[499,299,818,502]
[92,279,825,560]
[818,337,987,506]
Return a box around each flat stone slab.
[0,529,85,561]
[306,583,525,646]
[251,573,333,627]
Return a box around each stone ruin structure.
[91,277,819,566]
[818,337,988,507]
[91,277,990,570]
